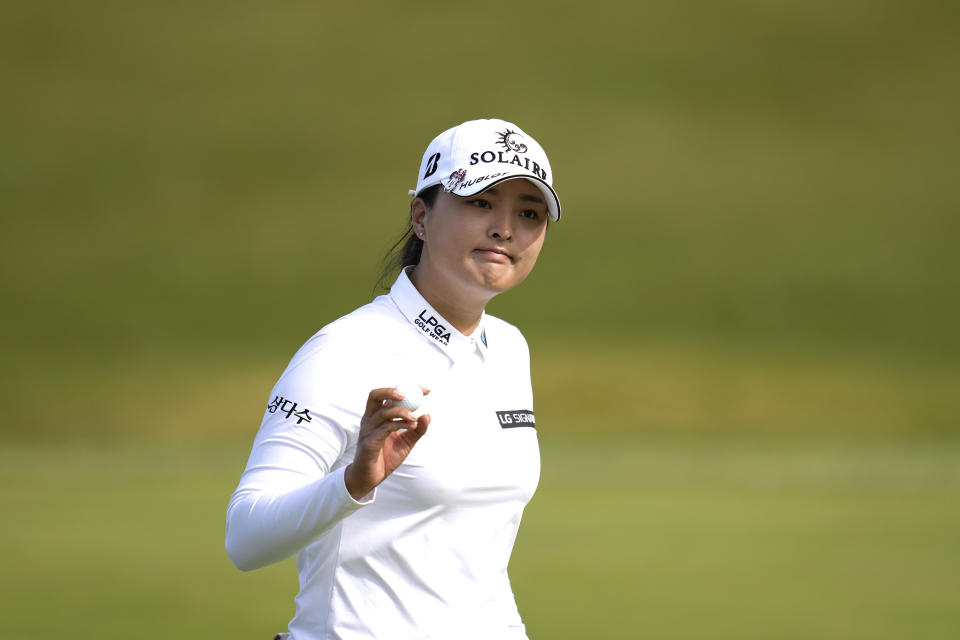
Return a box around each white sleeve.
[225,337,374,571]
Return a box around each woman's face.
[413,178,549,301]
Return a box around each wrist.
[343,464,372,501]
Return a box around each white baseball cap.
[409,118,562,221]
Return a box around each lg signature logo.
[496,410,536,429]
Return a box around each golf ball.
[393,383,423,412]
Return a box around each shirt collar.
[389,267,489,360]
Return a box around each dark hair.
[375,185,441,292]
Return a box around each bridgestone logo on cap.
[423,153,441,179]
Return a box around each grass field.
[3,436,958,638]
[2,0,958,637]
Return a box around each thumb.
[401,414,430,443]
[414,413,430,436]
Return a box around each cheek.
[510,236,545,282]
[519,228,547,261]
[427,218,469,251]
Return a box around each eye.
[519,209,541,220]
[468,198,492,209]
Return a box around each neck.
[408,266,490,336]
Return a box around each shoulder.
[483,314,531,360]
[301,294,406,352]
[276,294,407,385]
[318,295,405,345]
[484,314,526,341]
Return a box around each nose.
[489,208,513,241]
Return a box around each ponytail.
[375,185,441,292]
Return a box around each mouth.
[474,247,513,263]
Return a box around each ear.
[410,197,428,234]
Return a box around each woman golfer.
[226,118,562,640]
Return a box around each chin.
[462,258,535,297]
[471,264,515,287]
[483,274,528,296]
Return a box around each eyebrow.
[483,187,546,205]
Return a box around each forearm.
[225,466,372,571]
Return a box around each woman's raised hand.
[343,387,430,500]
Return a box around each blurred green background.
[2,0,958,638]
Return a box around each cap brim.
[456,174,562,221]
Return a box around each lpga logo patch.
[496,410,536,429]
[415,309,452,345]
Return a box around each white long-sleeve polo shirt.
[226,267,540,640]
